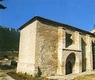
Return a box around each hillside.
[0,26,20,51]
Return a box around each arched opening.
[81,38,86,72]
[65,53,75,75]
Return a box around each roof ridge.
[19,16,95,37]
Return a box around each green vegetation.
[0,26,19,60]
[7,72,55,80]
[0,0,6,9]
[73,74,95,80]
[0,65,16,70]
[0,26,20,51]
[0,51,18,58]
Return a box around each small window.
[66,33,73,47]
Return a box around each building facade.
[17,16,95,77]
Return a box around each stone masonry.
[17,16,95,77]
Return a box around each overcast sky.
[0,0,95,31]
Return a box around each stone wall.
[35,21,58,76]
[17,21,38,75]
[17,19,95,77]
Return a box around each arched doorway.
[66,53,76,75]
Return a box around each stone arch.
[65,53,76,75]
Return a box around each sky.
[0,0,95,32]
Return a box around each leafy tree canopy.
[0,0,6,9]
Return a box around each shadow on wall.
[81,38,86,72]
[92,42,95,69]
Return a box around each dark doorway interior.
[66,61,72,74]
[92,42,95,69]
[65,53,75,75]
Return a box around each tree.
[0,0,6,9]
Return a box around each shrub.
[0,65,12,70]
[7,72,55,80]
[11,60,17,68]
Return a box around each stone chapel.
[17,16,95,77]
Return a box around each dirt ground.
[1,69,95,80]
[73,74,95,80]
[0,72,15,80]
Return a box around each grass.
[7,71,56,80]
[4,70,95,80]
[73,74,95,80]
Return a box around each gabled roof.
[19,16,95,37]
